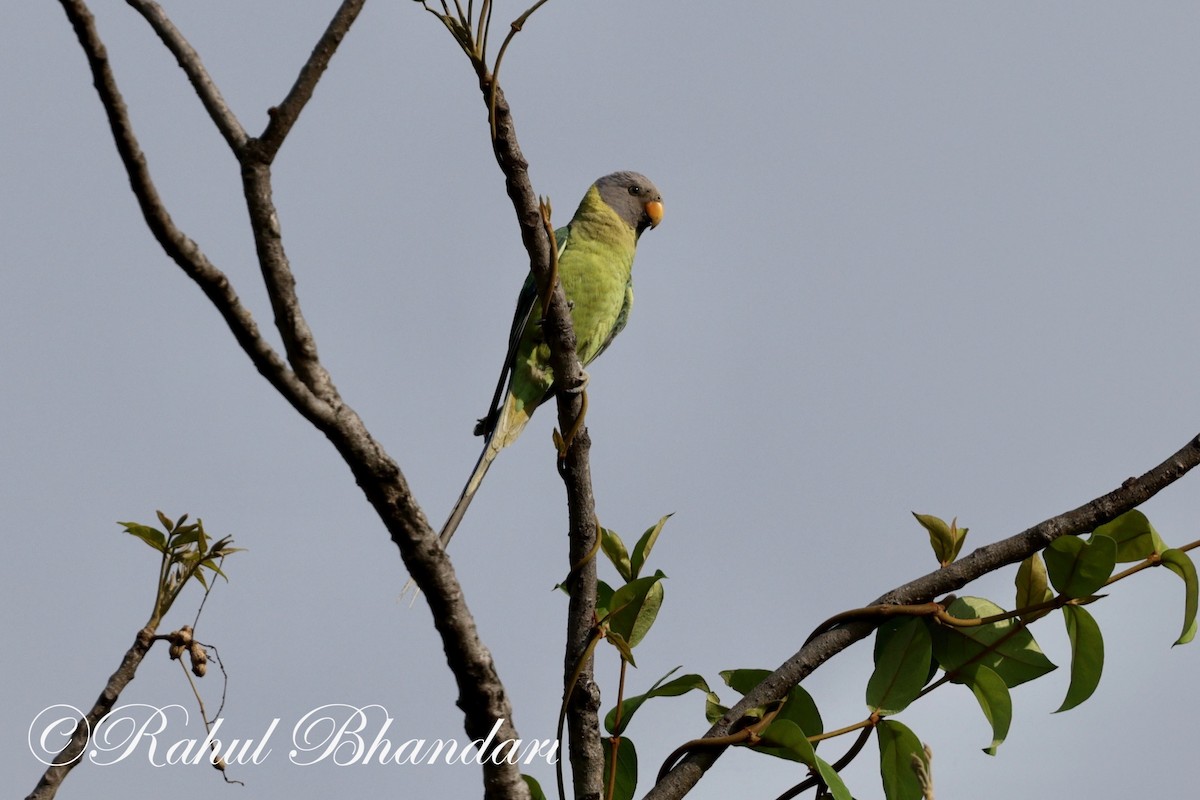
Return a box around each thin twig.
[56,0,332,427]
[258,0,367,159]
[125,0,248,151]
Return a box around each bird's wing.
[474,224,571,438]
[591,276,634,363]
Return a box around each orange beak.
[644,199,664,228]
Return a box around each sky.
[4,1,1199,798]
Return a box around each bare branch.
[239,160,342,402]
[125,0,248,152]
[26,628,155,800]
[258,0,367,159]
[57,4,529,800]
[646,433,1200,799]
[560,432,604,799]
[56,0,332,427]
[115,0,344,404]
[123,0,357,404]
[492,0,553,85]
[320,412,529,800]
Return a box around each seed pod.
[188,643,208,677]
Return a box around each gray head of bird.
[594,171,663,239]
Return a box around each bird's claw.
[564,369,590,394]
[555,385,589,458]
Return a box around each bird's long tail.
[401,396,530,604]
[399,445,495,604]
[440,388,533,547]
[437,437,501,548]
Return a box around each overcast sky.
[5,2,1199,798]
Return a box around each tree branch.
[258,0,367,160]
[646,433,1200,800]
[125,0,248,152]
[238,158,342,401]
[57,3,530,799]
[560,429,604,799]
[474,67,604,800]
[25,628,155,800]
[56,0,332,428]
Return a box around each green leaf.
[601,737,637,800]
[759,721,852,800]
[607,571,666,650]
[932,596,1057,687]
[721,669,824,736]
[877,719,927,800]
[758,718,813,763]
[704,697,727,725]
[1056,604,1104,712]
[1160,548,1199,645]
[193,520,209,554]
[170,529,202,549]
[190,568,210,590]
[1044,534,1117,599]
[595,580,614,618]
[866,618,932,714]
[606,630,635,665]
[1094,510,1164,563]
[197,558,230,582]
[604,670,714,736]
[812,753,853,800]
[913,512,952,565]
[910,512,967,565]
[720,668,770,695]
[959,664,1010,755]
[1178,618,1198,646]
[940,516,968,564]
[119,522,167,553]
[1015,553,1055,623]
[521,774,548,800]
[601,528,632,582]
[156,510,175,531]
[207,538,244,560]
[629,514,672,580]
[717,670,823,760]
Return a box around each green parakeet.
[438,171,664,550]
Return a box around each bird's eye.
[628,185,642,196]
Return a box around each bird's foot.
[554,386,589,458]
[564,369,590,394]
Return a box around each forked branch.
[54,2,529,799]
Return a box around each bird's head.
[594,171,663,239]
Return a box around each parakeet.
[438,171,664,550]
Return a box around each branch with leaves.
[26,514,238,800]
[645,434,1200,800]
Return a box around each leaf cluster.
[119,511,241,622]
[574,509,1198,800]
[700,509,1198,800]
